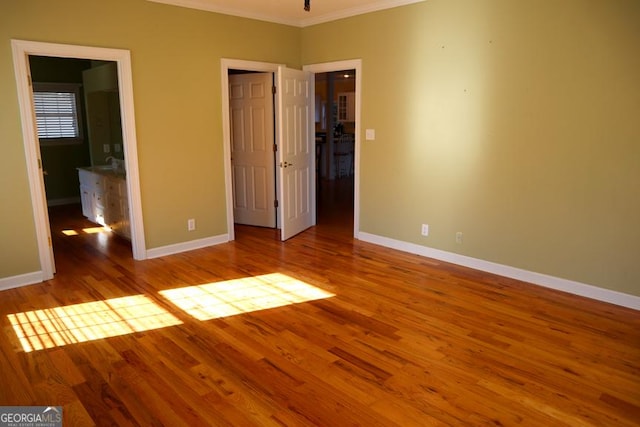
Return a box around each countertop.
[78,165,126,178]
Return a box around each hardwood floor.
[1,183,638,426]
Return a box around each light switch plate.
[365,129,375,140]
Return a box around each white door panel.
[277,67,314,241]
[230,73,276,227]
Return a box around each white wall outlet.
[103,144,110,153]
[421,224,429,236]
[456,231,463,244]
[114,144,122,153]
[187,218,196,231]
[365,129,376,140]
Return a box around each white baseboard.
[0,271,44,292]
[0,234,230,291]
[357,232,640,311]
[47,197,80,207]
[146,233,230,259]
[4,232,636,311]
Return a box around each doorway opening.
[228,69,278,230]
[304,59,362,239]
[221,60,280,242]
[12,40,146,282]
[29,56,133,258]
[221,59,315,242]
[222,59,361,242]
[314,70,356,234]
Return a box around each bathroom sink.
[79,165,126,177]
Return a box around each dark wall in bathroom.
[29,56,92,204]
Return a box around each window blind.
[33,91,80,139]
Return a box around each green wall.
[0,0,300,277]
[302,0,640,296]
[1,0,638,298]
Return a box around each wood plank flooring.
[1,182,639,426]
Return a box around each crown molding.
[300,0,424,27]
[148,0,425,27]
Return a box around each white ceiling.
[148,0,425,27]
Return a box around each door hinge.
[37,158,42,169]
[48,236,52,247]
[274,199,279,208]
[273,144,277,152]
[272,86,276,95]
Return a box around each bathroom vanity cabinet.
[78,167,130,239]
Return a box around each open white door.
[229,72,276,227]
[277,66,314,241]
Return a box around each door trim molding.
[221,59,282,240]
[11,39,147,281]
[303,59,362,239]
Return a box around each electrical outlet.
[455,231,463,244]
[421,224,429,236]
[187,218,196,231]
[103,144,110,153]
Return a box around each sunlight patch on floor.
[62,226,111,236]
[159,273,334,321]
[8,295,182,352]
[83,226,111,234]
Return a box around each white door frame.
[221,59,283,240]
[11,39,147,281]
[303,59,362,239]
[222,58,362,240]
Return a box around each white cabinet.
[78,168,130,239]
[337,92,355,122]
[80,182,93,219]
[104,175,130,239]
[78,168,105,225]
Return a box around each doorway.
[304,59,362,239]
[228,70,277,229]
[222,59,361,241]
[12,39,146,281]
[314,69,356,233]
[29,55,133,252]
[221,60,315,242]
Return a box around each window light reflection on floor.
[61,226,111,236]
[159,273,334,321]
[8,295,182,352]
[82,226,111,234]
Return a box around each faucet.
[105,156,119,170]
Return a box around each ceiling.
[148,0,425,27]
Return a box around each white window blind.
[32,83,83,144]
